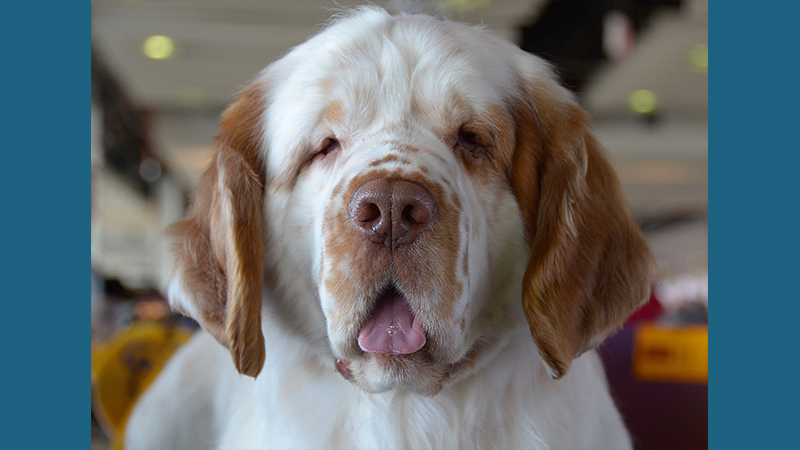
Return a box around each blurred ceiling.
[91,0,707,284]
[92,1,550,112]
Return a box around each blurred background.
[90,1,707,449]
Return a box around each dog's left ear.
[510,61,656,380]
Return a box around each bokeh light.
[628,89,659,115]
[688,44,708,73]
[143,35,175,60]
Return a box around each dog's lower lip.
[335,356,465,374]
[335,358,353,380]
[446,359,465,377]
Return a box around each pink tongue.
[358,291,426,354]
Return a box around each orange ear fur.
[168,82,268,378]
[512,80,656,379]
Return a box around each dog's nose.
[348,178,437,246]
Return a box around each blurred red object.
[600,287,707,449]
[626,290,665,324]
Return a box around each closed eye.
[320,138,340,156]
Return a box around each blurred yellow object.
[632,323,708,384]
[628,88,659,114]
[91,321,193,449]
[142,35,175,60]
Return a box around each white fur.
[127,7,633,449]
[128,324,630,450]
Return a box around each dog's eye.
[319,138,340,156]
[457,132,478,150]
[456,131,482,158]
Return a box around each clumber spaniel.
[126,7,655,449]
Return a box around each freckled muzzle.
[323,170,467,394]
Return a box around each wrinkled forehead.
[263,12,521,166]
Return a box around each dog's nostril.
[402,202,433,225]
[402,205,418,224]
[355,203,381,223]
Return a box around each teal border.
[711,2,796,449]
[10,1,798,448]
[6,2,87,448]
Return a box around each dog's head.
[167,8,655,395]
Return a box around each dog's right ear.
[167,82,268,378]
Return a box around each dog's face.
[167,8,655,396]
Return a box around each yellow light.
[628,89,659,115]
[688,44,708,73]
[143,35,175,60]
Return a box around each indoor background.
[90,1,708,449]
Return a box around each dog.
[125,6,655,449]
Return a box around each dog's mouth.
[333,285,468,394]
[357,285,426,355]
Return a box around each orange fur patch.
[168,81,269,378]
[511,79,655,378]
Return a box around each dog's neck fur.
[208,314,627,450]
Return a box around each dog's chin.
[345,352,462,397]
